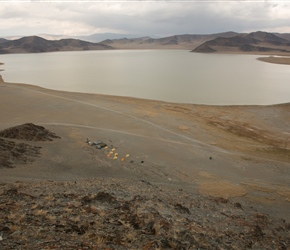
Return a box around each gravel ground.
[0,178,289,249]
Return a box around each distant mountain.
[192,31,290,54]
[36,34,70,41]
[3,34,70,41]
[1,31,290,55]
[0,38,7,44]
[100,32,238,49]
[3,33,143,43]
[0,36,113,54]
[273,33,290,42]
[247,31,290,45]
[78,33,143,43]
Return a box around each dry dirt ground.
[0,81,290,249]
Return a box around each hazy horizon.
[1,1,290,39]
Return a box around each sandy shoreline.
[0,79,290,247]
[257,56,290,65]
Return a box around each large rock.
[0,123,60,141]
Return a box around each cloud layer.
[0,1,290,37]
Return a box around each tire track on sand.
[39,122,211,151]
[8,84,290,164]
[11,84,227,153]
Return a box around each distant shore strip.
[257,56,290,65]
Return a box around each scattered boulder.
[95,191,116,203]
[174,203,191,214]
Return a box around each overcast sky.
[0,0,290,38]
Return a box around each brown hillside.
[192,31,290,54]
[0,36,113,54]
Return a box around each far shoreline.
[257,56,290,65]
[2,48,290,66]
[1,80,289,108]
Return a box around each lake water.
[1,50,290,105]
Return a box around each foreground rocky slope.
[0,178,289,249]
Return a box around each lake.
[1,50,290,105]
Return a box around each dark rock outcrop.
[0,123,60,141]
[0,138,41,168]
[0,123,60,168]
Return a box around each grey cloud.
[0,1,290,37]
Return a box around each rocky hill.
[0,38,7,44]
[276,33,290,41]
[1,31,290,54]
[100,32,238,49]
[0,36,113,54]
[192,31,290,54]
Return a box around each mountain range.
[100,32,238,50]
[0,36,112,54]
[192,31,290,54]
[1,31,290,54]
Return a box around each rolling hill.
[100,32,238,50]
[192,31,290,54]
[0,36,113,54]
[1,31,290,55]
[0,38,7,44]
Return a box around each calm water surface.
[1,50,290,105]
